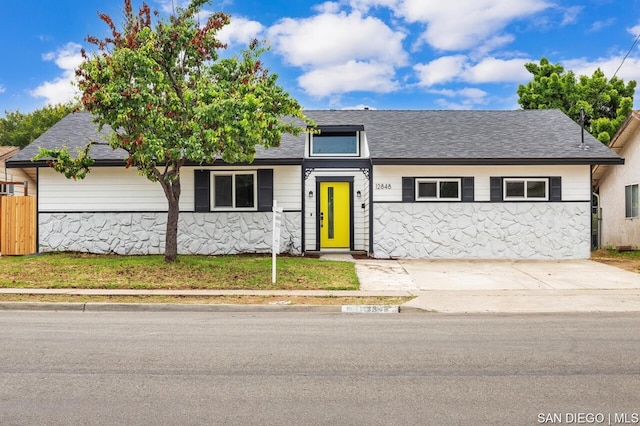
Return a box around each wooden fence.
[0,196,36,255]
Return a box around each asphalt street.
[1,311,639,425]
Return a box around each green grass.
[0,253,359,290]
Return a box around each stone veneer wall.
[373,202,591,259]
[38,212,302,255]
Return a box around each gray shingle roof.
[8,109,622,167]
[303,109,621,164]
[8,112,123,165]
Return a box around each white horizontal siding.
[39,165,302,212]
[273,166,302,210]
[39,167,169,211]
[373,165,591,202]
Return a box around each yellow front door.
[319,182,351,249]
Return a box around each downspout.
[36,167,39,253]
[301,159,306,255]
[368,158,374,255]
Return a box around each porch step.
[306,251,368,262]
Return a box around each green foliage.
[33,0,311,262]
[517,57,636,144]
[0,103,75,148]
[35,144,94,180]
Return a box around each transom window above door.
[309,125,363,157]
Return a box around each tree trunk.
[163,180,181,263]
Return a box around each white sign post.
[272,200,283,284]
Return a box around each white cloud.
[590,18,615,33]
[429,87,487,100]
[471,34,515,59]
[0,84,5,94]
[559,5,582,26]
[313,1,342,14]
[628,24,640,37]
[348,0,400,13]
[458,87,488,100]
[298,61,398,96]
[463,57,532,83]
[396,0,550,51]
[430,87,489,109]
[30,42,83,106]
[218,17,265,46]
[268,11,407,68]
[414,55,467,86]
[414,56,532,87]
[267,10,407,97]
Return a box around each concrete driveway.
[354,259,640,313]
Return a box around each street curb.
[398,305,432,314]
[0,302,340,313]
[0,302,86,311]
[85,303,343,313]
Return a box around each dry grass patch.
[0,294,413,305]
[591,249,640,273]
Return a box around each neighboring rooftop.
[0,146,20,161]
[593,110,640,187]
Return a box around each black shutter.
[490,177,503,202]
[194,170,210,212]
[257,169,274,211]
[549,176,562,201]
[402,177,415,202]
[461,177,474,202]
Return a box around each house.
[1,146,37,255]
[593,111,640,249]
[7,109,622,259]
[0,146,35,196]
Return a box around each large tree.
[0,103,75,148]
[35,0,311,262]
[517,57,636,144]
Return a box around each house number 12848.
[376,183,392,190]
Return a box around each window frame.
[310,131,360,157]
[503,178,549,201]
[211,171,258,211]
[415,178,462,202]
[626,184,639,218]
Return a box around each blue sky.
[2,0,640,115]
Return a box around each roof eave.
[8,158,304,169]
[371,157,624,166]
